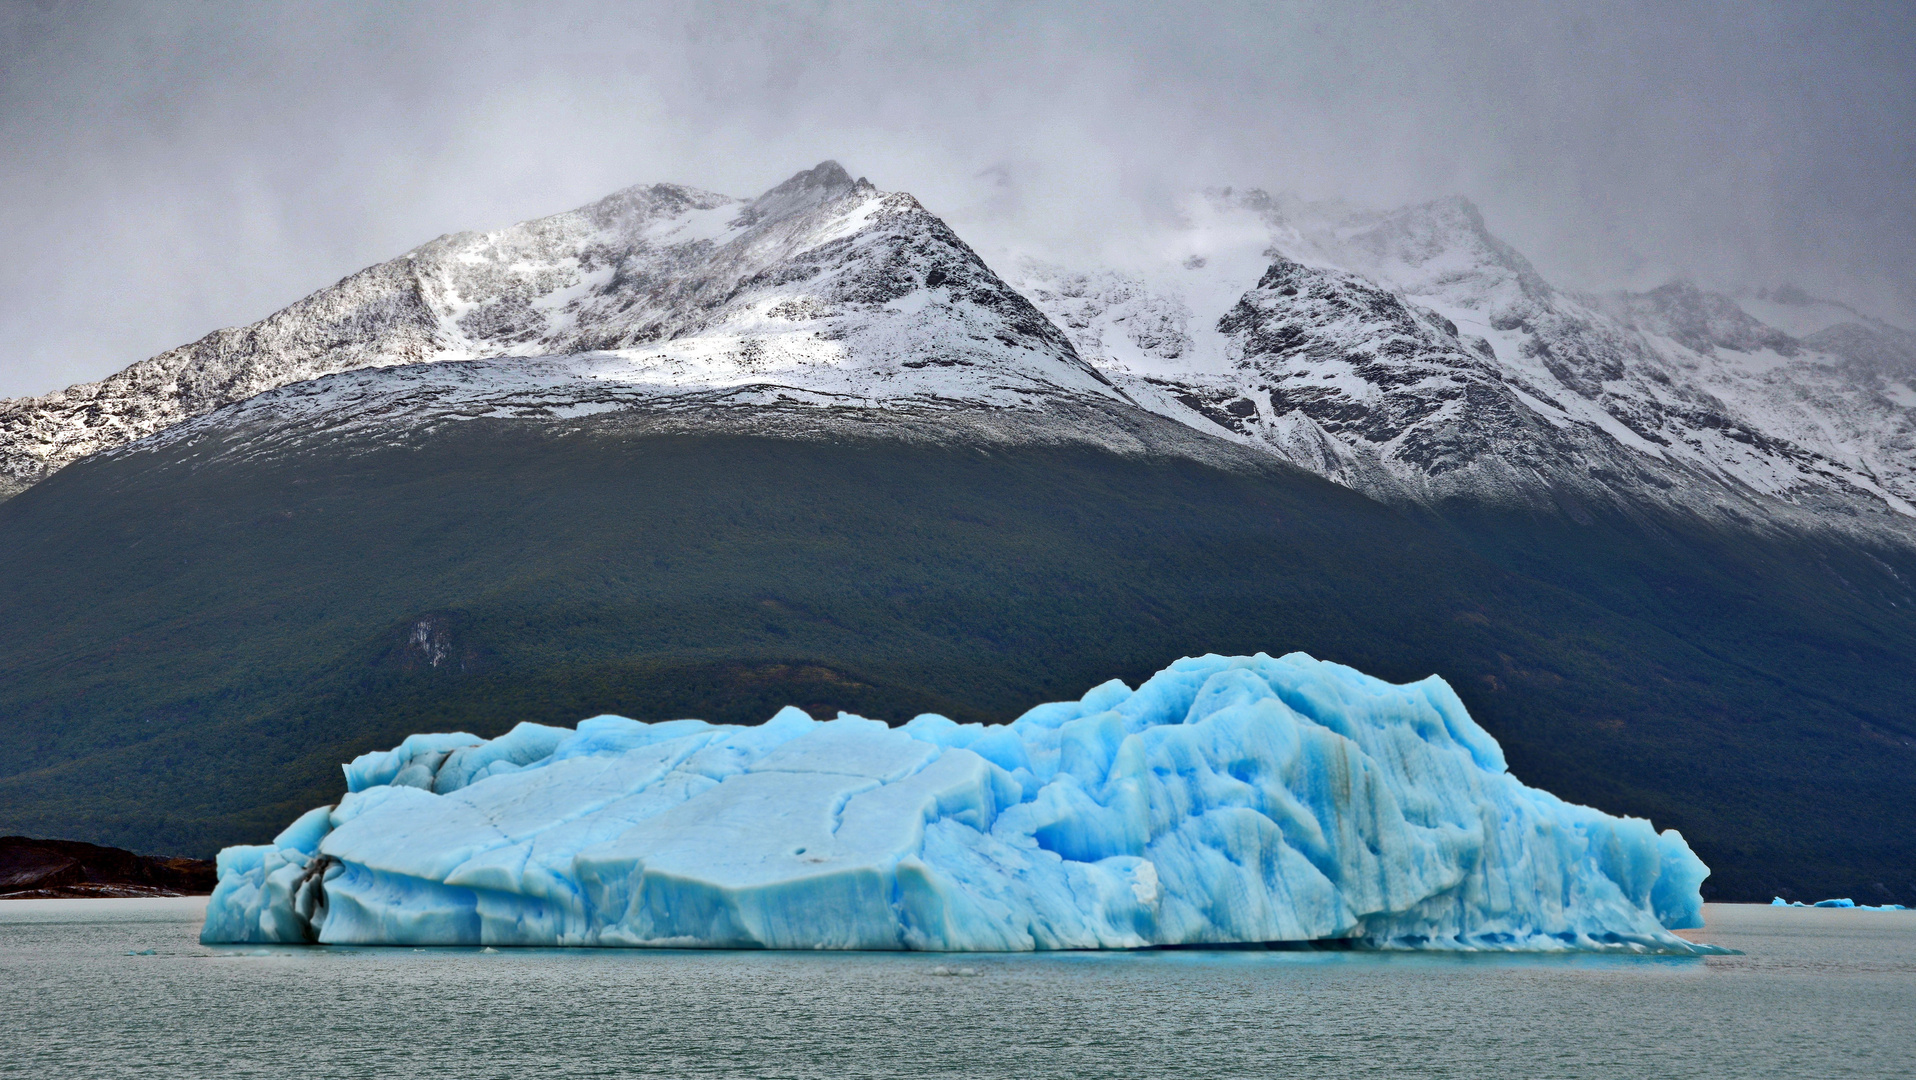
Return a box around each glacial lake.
[2,900,1910,1079]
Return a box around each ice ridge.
[202,652,1717,952]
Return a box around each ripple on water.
[2,899,1911,1080]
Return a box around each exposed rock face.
[1599,280,1800,358]
[0,836,214,898]
[1008,190,1916,532]
[1175,259,1575,498]
[1802,321,1916,383]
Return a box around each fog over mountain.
[1,0,1912,400]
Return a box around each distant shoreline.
[0,836,213,899]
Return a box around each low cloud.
[2,0,1910,397]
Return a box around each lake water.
[2,900,1910,1079]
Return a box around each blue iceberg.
[1772,897,1908,911]
[203,653,1718,952]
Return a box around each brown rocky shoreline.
[0,835,214,899]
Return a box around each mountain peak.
[0,159,1128,492]
[755,160,859,203]
[768,159,855,193]
[1603,279,1798,358]
[1759,283,1818,307]
[728,160,870,231]
[1647,278,1705,301]
[1320,195,1552,306]
[1419,193,1486,225]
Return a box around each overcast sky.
[1,0,1911,398]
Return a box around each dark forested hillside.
[0,414,1911,904]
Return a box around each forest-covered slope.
[0,413,1910,904]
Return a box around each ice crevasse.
[202,652,1718,952]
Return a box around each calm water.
[2,900,1911,1079]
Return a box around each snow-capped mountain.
[8,163,1916,908]
[0,162,1122,494]
[4,163,1914,545]
[1006,191,1916,531]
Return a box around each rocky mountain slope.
[1007,192,1916,536]
[4,164,1913,547]
[0,162,1126,495]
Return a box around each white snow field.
[202,653,1715,953]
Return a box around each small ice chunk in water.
[1775,896,1908,911]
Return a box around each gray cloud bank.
[2,0,1911,398]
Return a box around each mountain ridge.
[1007,188,1916,537]
[5,163,1914,551]
[0,161,1125,496]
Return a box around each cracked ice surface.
[202,653,1716,952]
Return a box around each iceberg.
[1772,897,1909,911]
[202,652,1719,952]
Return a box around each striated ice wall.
[202,652,1715,952]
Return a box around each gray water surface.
[2,899,1910,1079]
